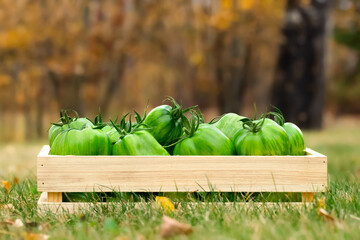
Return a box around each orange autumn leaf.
[2,181,11,194]
[156,197,175,214]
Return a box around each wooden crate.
[37,145,327,213]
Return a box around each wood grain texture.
[47,192,62,202]
[37,145,327,193]
[37,192,312,214]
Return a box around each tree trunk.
[215,33,251,114]
[272,0,329,129]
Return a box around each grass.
[1,116,360,239]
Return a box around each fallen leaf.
[14,219,24,227]
[22,232,50,240]
[137,235,146,240]
[0,204,14,211]
[318,208,335,222]
[350,214,360,221]
[316,197,326,214]
[160,216,193,238]
[2,181,11,194]
[0,218,23,228]
[156,197,175,214]
[13,177,20,185]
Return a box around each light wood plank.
[38,146,327,193]
[37,192,312,214]
[47,192,62,202]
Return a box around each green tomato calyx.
[111,112,150,140]
[269,105,285,126]
[241,116,266,133]
[163,110,200,149]
[51,109,79,127]
[164,96,197,120]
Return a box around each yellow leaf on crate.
[239,0,253,11]
[156,196,175,214]
[2,181,11,194]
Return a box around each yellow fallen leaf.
[22,232,50,240]
[316,197,326,214]
[156,197,175,214]
[160,216,193,238]
[2,181,11,194]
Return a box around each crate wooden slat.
[37,145,327,193]
[37,192,312,214]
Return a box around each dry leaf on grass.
[2,180,11,193]
[156,197,175,214]
[0,204,14,213]
[0,219,24,227]
[13,177,20,185]
[318,208,335,222]
[350,214,360,221]
[22,232,50,240]
[160,216,193,238]
[317,197,326,210]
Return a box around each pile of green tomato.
[49,97,305,156]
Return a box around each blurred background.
[0,0,359,142]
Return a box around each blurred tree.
[272,0,329,129]
[332,0,360,113]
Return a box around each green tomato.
[234,119,290,155]
[102,126,121,144]
[269,107,306,155]
[50,128,111,155]
[48,118,94,147]
[174,124,235,155]
[144,105,183,146]
[213,113,246,141]
[283,122,305,155]
[112,130,169,155]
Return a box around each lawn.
[0,116,360,239]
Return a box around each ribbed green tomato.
[174,124,235,155]
[102,126,121,144]
[112,131,169,155]
[144,105,184,146]
[50,128,111,155]
[213,113,246,141]
[269,107,305,155]
[234,119,290,155]
[48,118,94,147]
[282,122,305,155]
